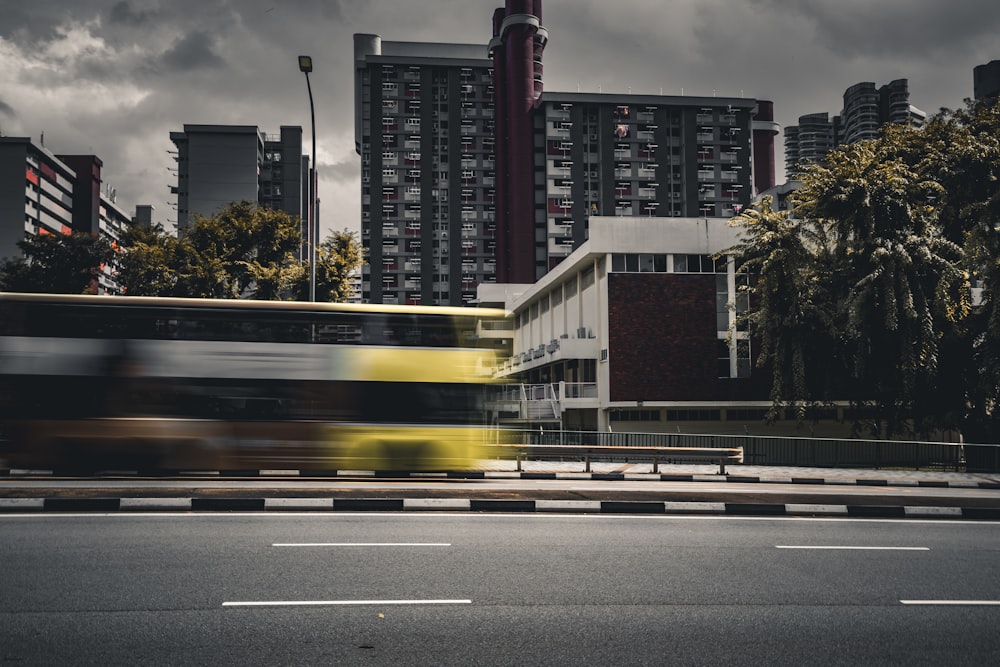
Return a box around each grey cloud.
[748,0,1000,59]
[321,153,361,182]
[0,100,15,118]
[160,31,226,71]
[109,0,158,26]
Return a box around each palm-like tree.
[726,196,836,421]
[798,135,968,437]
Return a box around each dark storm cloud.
[2,0,995,233]
[749,0,1000,59]
[109,0,158,27]
[160,31,226,71]
[0,6,63,45]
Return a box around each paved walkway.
[477,458,1000,487]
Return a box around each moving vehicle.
[0,293,507,472]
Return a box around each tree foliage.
[0,232,114,294]
[116,201,361,303]
[728,98,1000,440]
[293,230,363,302]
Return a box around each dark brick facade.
[607,273,769,402]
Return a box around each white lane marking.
[4,512,999,526]
[776,545,929,551]
[900,600,1000,606]
[272,542,451,547]
[223,599,471,607]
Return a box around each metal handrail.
[485,443,743,475]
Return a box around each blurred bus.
[0,293,508,473]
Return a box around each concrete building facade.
[0,137,77,262]
[169,125,309,255]
[479,216,775,433]
[354,0,778,305]
[974,60,1000,102]
[354,35,496,306]
[0,139,136,294]
[784,79,925,179]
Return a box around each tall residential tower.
[169,125,309,255]
[784,79,925,179]
[354,0,777,305]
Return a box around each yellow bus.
[0,293,507,473]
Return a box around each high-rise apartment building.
[169,125,309,253]
[354,0,777,305]
[0,138,136,294]
[783,112,835,175]
[974,60,1000,102]
[354,35,496,306]
[535,93,761,273]
[784,79,925,179]
[0,137,78,262]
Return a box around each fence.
[500,429,1000,472]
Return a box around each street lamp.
[298,55,317,302]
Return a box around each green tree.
[726,196,837,422]
[117,202,361,303]
[798,132,968,437]
[0,232,113,294]
[115,223,183,296]
[181,201,304,299]
[294,230,363,302]
[918,100,1000,443]
[729,104,990,439]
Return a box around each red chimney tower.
[490,1,547,284]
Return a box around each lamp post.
[298,55,317,302]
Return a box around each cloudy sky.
[1,0,997,237]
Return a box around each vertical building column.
[751,100,778,195]
[491,0,546,284]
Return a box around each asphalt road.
[3,474,1000,509]
[2,512,999,665]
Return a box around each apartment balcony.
[497,336,600,377]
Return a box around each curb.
[3,497,1000,519]
[3,469,998,489]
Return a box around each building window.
[666,409,721,421]
[610,409,661,422]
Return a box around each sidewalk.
[475,458,1000,488]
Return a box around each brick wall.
[608,273,769,402]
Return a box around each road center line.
[223,599,471,607]
[900,600,1000,605]
[271,542,451,547]
[776,545,929,550]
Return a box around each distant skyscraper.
[783,112,835,180]
[974,60,1000,101]
[168,125,308,254]
[784,79,925,180]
